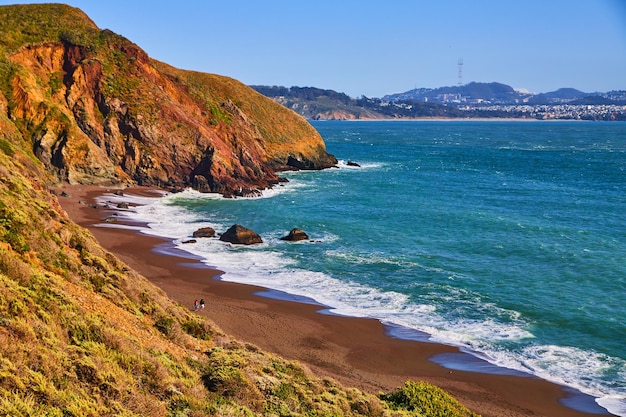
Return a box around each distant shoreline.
[309,117,599,122]
[254,84,626,122]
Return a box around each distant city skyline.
[2,0,625,98]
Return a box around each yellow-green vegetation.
[0,4,100,52]
[382,382,480,417]
[154,62,329,161]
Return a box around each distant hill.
[383,82,528,104]
[250,85,469,120]
[250,86,385,119]
[384,83,626,106]
[253,83,626,120]
[527,88,588,104]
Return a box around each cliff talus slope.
[0,4,336,197]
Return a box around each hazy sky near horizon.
[2,0,625,97]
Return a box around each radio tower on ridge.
[457,57,463,87]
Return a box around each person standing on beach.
[200,299,205,309]
[194,299,199,311]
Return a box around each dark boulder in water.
[192,227,216,238]
[347,160,361,167]
[280,228,309,242]
[219,224,263,245]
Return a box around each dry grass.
[153,61,334,165]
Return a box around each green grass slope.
[0,3,99,53]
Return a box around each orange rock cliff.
[0,4,337,197]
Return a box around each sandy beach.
[55,184,614,417]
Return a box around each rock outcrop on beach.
[219,224,263,245]
[0,4,336,197]
[192,227,216,238]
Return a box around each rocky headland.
[0,4,336,198]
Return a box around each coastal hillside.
[0,4,336,197]
[0,3,480,417]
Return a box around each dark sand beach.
[56,184,614,417]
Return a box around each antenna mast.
[457,57,463,86]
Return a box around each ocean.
[104,120,626,416]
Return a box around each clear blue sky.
[2,0,625,97]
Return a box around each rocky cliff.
[0,4,337,197]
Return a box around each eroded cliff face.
[3,24,336,196]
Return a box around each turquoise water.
[111,121,626,415]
